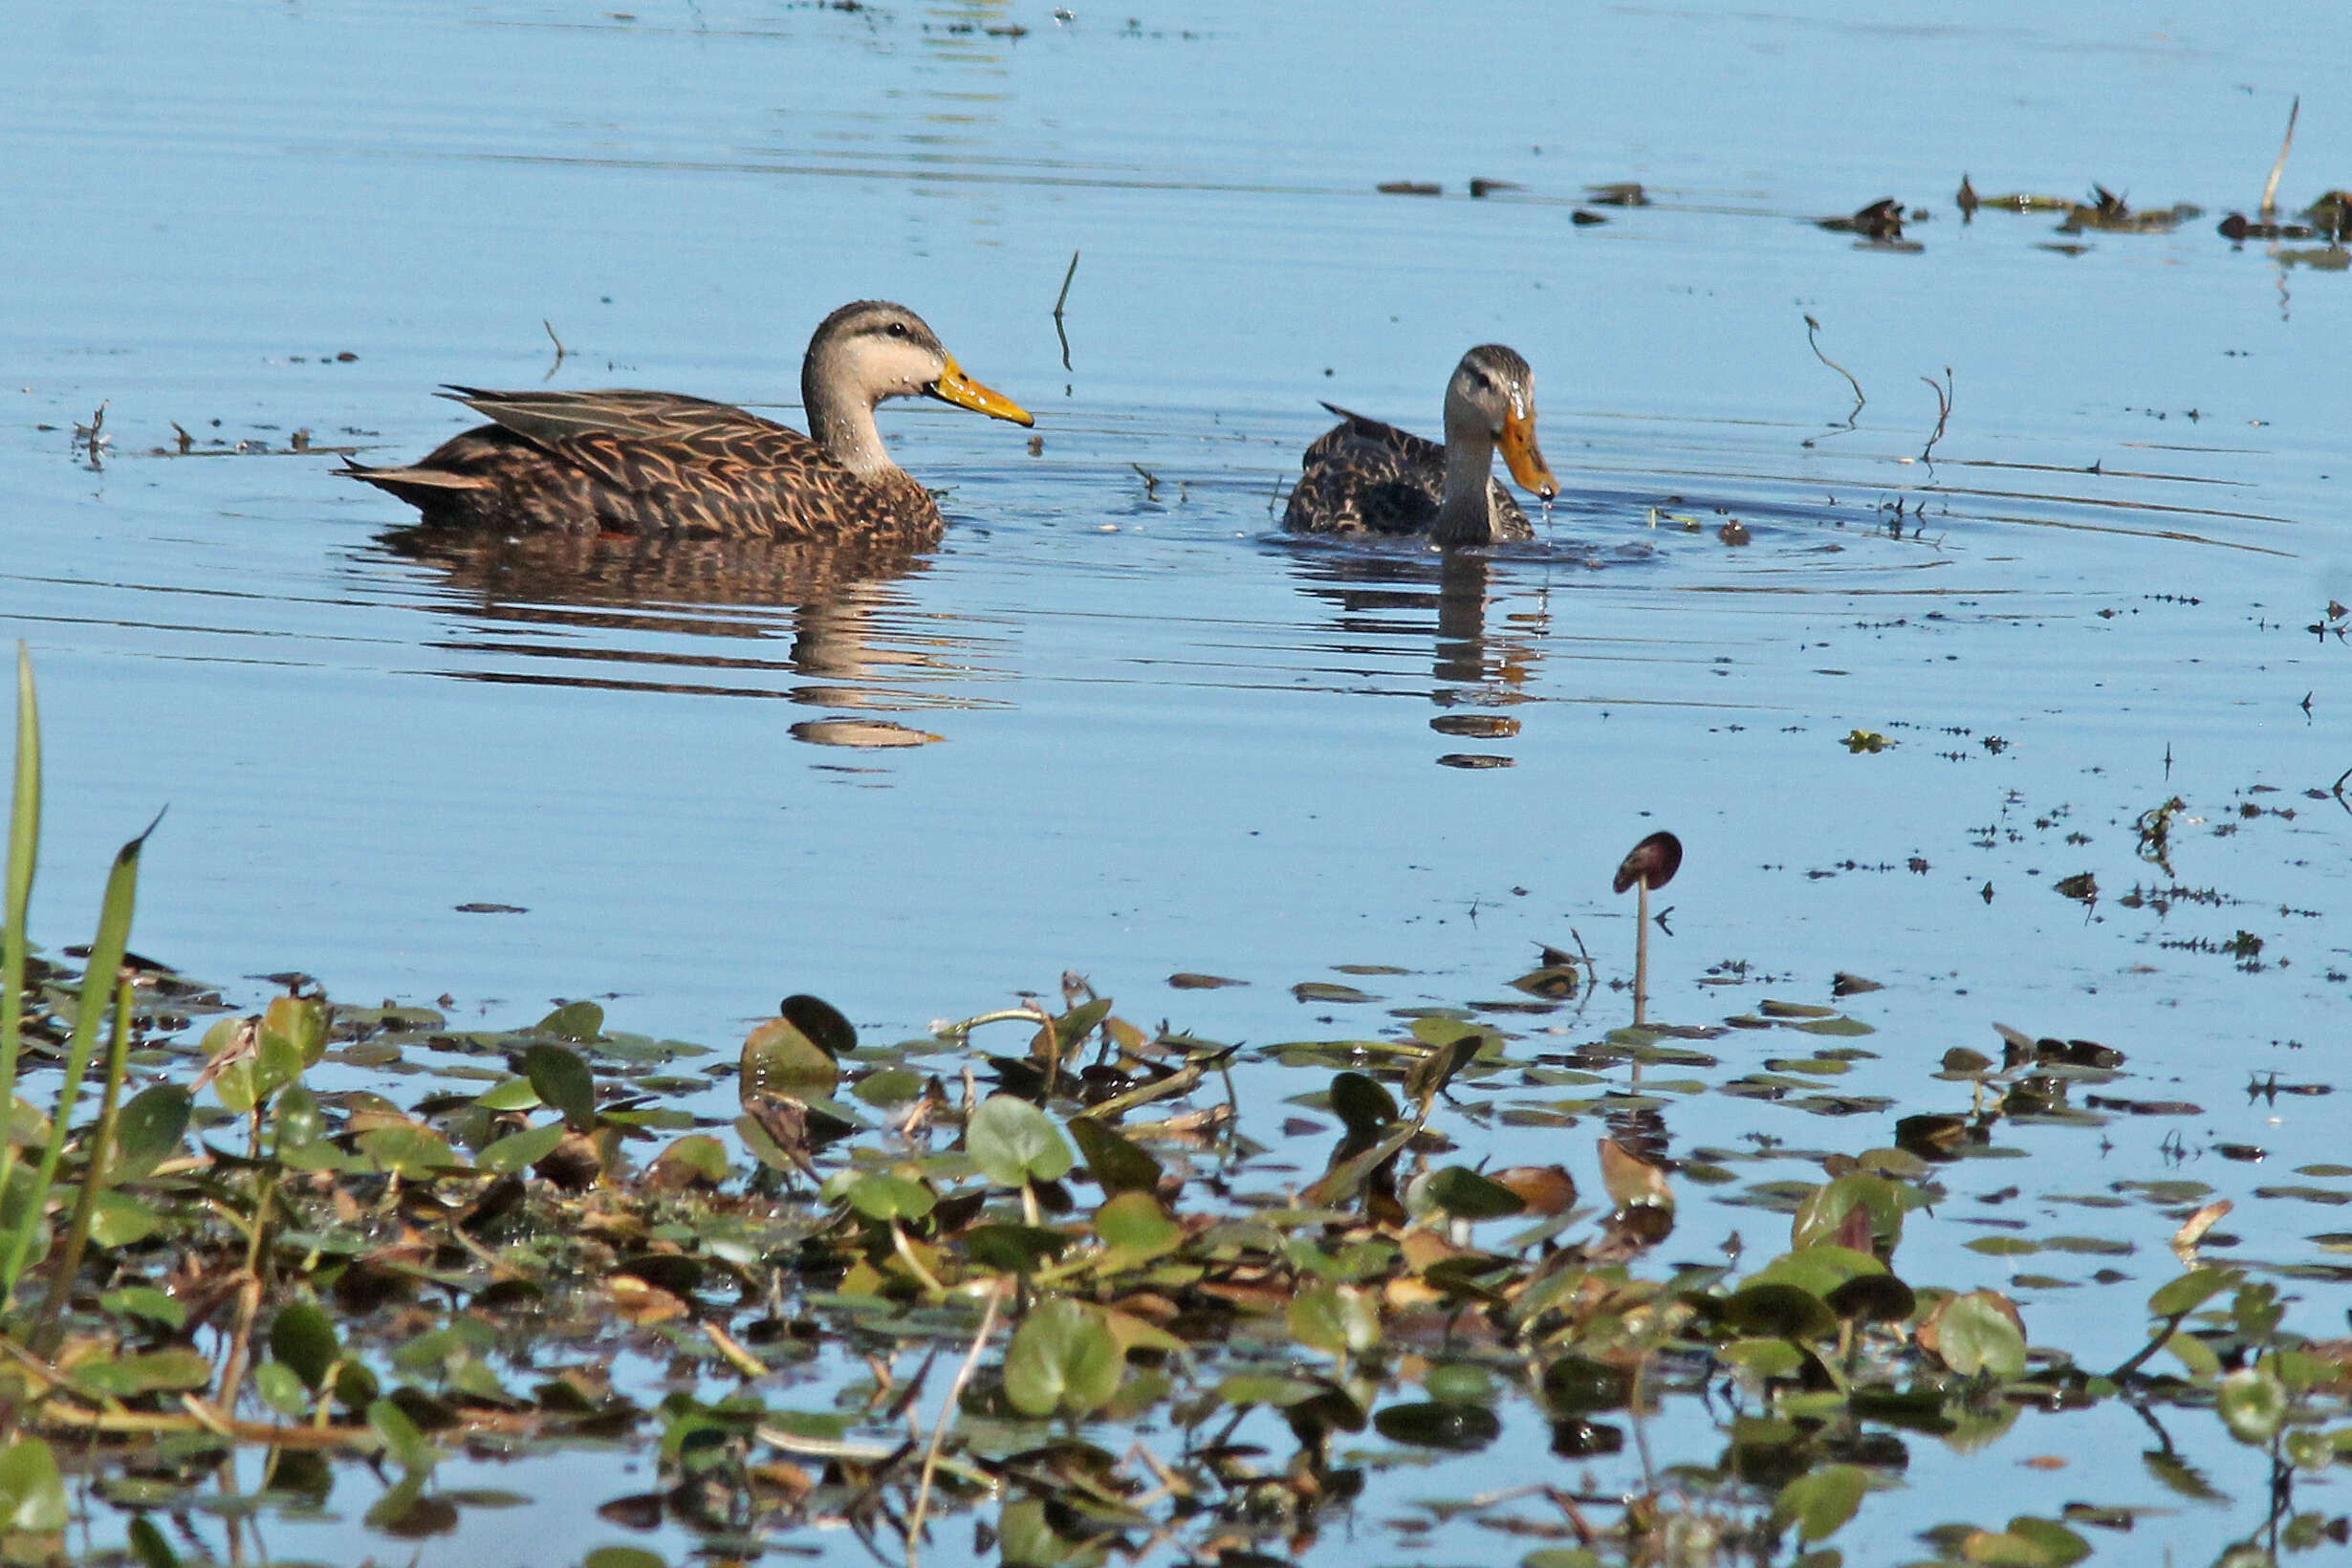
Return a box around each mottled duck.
[1283,344,1558,546]
[345,300,1033,543]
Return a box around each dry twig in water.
[1052,250,1079,372]
[2262,96,2300,220]
[904,1279,1010,1567]
[1919,366,1953,463]
[1803,316,1864,425]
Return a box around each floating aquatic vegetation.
[1585,182,1649,207]
[2,657,2351,1566]
[2058,185,2202,233]
[1816,197,1908,242]
[1955,177,2077,215]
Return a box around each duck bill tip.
[928,358,1034,427]
[1499,412,1557,498]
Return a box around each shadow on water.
[373,527,1007,748]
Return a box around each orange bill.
[928,357,1034,426]
[1499,407,1558,499]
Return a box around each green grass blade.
[31,971,133,1356]
[0,645,40,1205]
[0,810,157,1299]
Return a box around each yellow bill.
[928,357,1034,427]
[1499,407,1558,499]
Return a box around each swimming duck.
[344,300,1033,543]
[1283,344,1558,546]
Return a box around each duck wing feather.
[346,387,940,542]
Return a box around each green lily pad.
[968,1094,1074,1188]
[1004,1296,1122,1418]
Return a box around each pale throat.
[1433,420,1500,543]
[810,398,897,477]
[803,349,904,478]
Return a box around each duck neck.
[802,355,896,479]
[1431,425,1499,547]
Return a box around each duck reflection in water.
[374,526,1004,751]
[1283,548,1551,766]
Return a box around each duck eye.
[886,321,908,338]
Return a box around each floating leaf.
[368,1397,437,1473]
[1372,1400,1500,1451]
[72,1349,213,1397]
[1289,1284,1381,1357]
[1825,1273,1917,1324]
[1775,1462,1869,1543]
[1722,1283,1839,1342]
[2164,1331,2222,1383]
[357,1124,458,1178]
[1425,1165,1528,1221]
[847,1172,935,1223]
[534,1001,604,1042]
[964,1224,1074,1274]
[1292,982,1379,1005]
[1069,1116,1163,1196]
[254,1361,307,1420]
[1490,1165,1578,1215]
[0,1437,67,1533]
[1094,1190,1181,1258]
[1992,1516,2092,1566]
[581,1549,668,1568]
[778,994,856,1057]
[90,1190,160,1248]
[1598,1139,1673,1210]
[1329,1072,1399,1138]
[2148,1266,2238,1318]
[1792,1171,1913,1253]
[1715,1339,1806,1380]
[852,1068,924,1107]
[471,1077,540,1112]
[968,1095,1074,1188]
[1793,1015,1876,1036]
[1539,1356,1631,1415]
[109,1084,190,1184]
[1923,1290,2027,1378]
[102,1286,185,1332]
[255,993,326,1100]
[272,1301,340,1389]
[476,1122,567,1176]
[522,1043,598,1130]
[646,1133,730,1189]
[740,1017,839,1102]
[1004,1296,1122,1418]
[1426,1362,1497,1405]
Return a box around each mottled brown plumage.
[1285,344,1558,547]
[344,301,1032,544]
